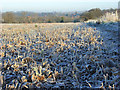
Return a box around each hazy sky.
[0,0,119,12]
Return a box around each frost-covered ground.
[0,23,119,89]
[87,22,119,56]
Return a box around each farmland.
[0,22,119,89]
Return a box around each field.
[0,23,119,89]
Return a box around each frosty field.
[0,23,119,89]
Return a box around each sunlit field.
[0,23,119,89]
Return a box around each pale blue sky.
[0,0,119,12]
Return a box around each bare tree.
[21,12,27,23]
[2,12,15,23]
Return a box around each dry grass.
[0,23,119,89]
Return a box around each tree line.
[1,8,118,23]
